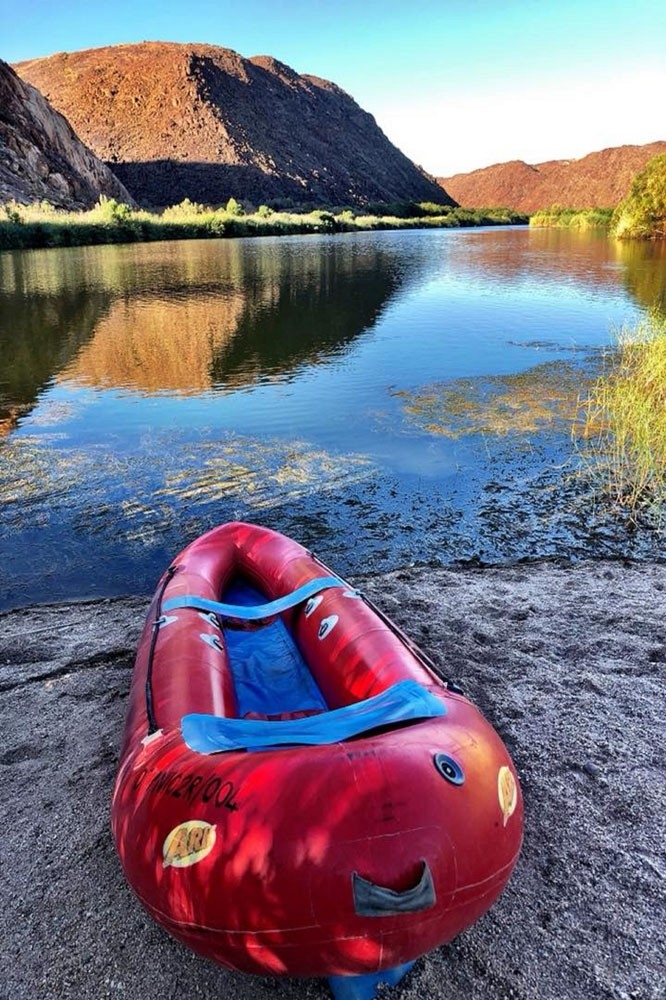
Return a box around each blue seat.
[181,679,445,754]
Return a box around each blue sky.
[2,0,665,175]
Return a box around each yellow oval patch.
[162,820,217,868]
[497,766,517,826]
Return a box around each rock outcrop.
[438,142,666,212]
[0,59,133,209]
[15,42,452,209]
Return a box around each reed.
[530,206,614,230]
[576,310,666,520]
[0,198,528,251]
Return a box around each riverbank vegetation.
[0,197,528,251]
[611,153,666,239]
[529,206,614,230]
[577,310,666,521]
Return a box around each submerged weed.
[394,361,590,440]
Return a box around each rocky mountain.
[438,142,666,212]
[0,59,133,209]
[14,42,452,209]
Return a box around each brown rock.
[0,59,134,209]
[15,42,453,209]
[438,142,666,212]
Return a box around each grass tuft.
[576,310,666,521]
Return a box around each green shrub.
[366,201,417,218]
[612,153,666,239]
[530,206,613,229]
[225,197,243,217]
[93,195,133,223]
[0,197,530,250]
[308,210,336,232]
[162,198,208,219]
[3,201,24,224]
[418,201,453,216]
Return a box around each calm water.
[2,226,666,610]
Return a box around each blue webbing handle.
[181,680,446,753]
[162,575,343,621]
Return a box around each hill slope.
[15,42,453,209]
[0,60,133,209]
[438,142,666,212]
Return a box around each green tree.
[612,154,666,239]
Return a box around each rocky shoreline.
[1,558,664,1000]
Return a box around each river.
[1,226,665,609]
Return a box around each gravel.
[1,558,664,1000]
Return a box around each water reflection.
[451,227,666,310]
[0,238,411,404]
[437,227,624,294]
[612,237,666,312]
[0,265,112,433]
[1,227,666,610]
[210,248,406,387]
[60,295,247,393]
[3,230,666,412]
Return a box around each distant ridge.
[15,42,454,209]
[0,59,133,208]
[438,142,666,212]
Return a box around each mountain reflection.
[2,230,666,434]
[453,227,666,304]
[209,244,405,388]
[59,240,407,395]
[4,229,666,610]
[60,294,247,393]
[0,249,114,434]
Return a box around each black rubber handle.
[352,860,436,916]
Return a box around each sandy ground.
[1,558,664,1000]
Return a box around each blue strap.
[162,575,343,621]
[181,679,445,753]
[328,962,416,1000]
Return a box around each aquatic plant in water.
[0,431,374,542]
[393,361,592,440]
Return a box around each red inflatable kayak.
[111,521,522,997]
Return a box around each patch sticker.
[162,820,217,868]
[498,766,517,826]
